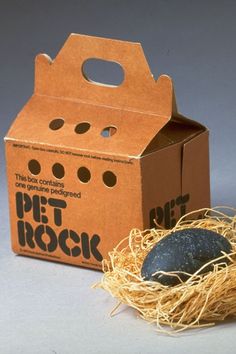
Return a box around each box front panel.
[5,141,142,269]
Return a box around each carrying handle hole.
[82,58,124,87]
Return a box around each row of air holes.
[49,118,117,138]
[28,160,117,187]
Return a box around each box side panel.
[182,130,210,213]
[141,131,210,230]
[5,140,143,270]
[141,142,184,229]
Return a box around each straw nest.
[96,208,236,333]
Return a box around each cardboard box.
[4,34,210,270]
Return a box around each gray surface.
[0,1,236,353]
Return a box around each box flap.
[35,34,173,117]
[141,88,207,156]
[142,114,206,156]
[5,95,171,157]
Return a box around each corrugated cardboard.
[4,34,210,270]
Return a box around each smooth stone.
[141,228,232,286]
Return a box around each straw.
[95,207,236,333]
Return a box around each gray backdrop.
[0,1,236,353]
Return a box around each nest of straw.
[96,208,236,333]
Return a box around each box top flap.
[35,33,173,117]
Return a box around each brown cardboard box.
[4,34,210,270]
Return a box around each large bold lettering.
[59,229,81,257]
[17,220,35,248]
[16,192,32,219]
[35,225,58,252]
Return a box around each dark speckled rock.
[141,228,232,286]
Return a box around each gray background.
[0,1,236,353]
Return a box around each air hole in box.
[103,171,117,187]
[52,163,65,179]
[49,118,64,130]
[28,159,41,175]
[75,122,91,134]
[77,167,91,183]
[101,126,117,137]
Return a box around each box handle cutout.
[52,163,65,179]
[28,160,41,175]
[35,35,173,116]
[82,58,124,87]
[103,171,117,187]
[75,122,91,134]
[101,126,117,137]
[49,118,64,131]
[77,167,91,183]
